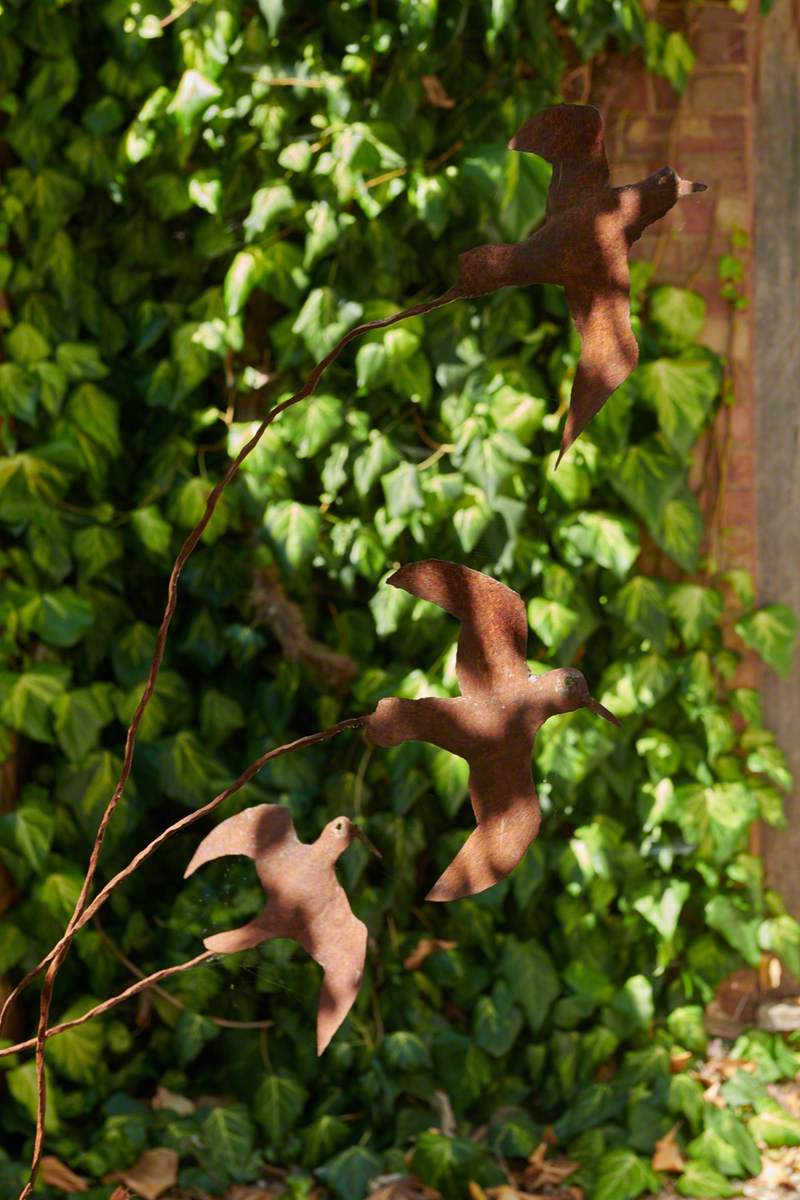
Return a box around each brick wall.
[569,0,800,915]
[581,1,759,600]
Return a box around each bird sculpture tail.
[426,797,541,902]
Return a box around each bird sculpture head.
[635,165,707,224]
[319,816,382,861]
[532,667,621,726]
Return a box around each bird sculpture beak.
[586,696,622,727]
[677,177,708,195]
[352,825,383,859]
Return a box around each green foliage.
[0,1,795,1198]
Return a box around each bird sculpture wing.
[427,749,540,902]
[389,560,529,699]
[184,804,299,881]
[558,278,639,465]
[298,891,368,1055]
[184,804,301,953]
[509,103,610,219]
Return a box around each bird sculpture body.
[184,806,379,1053]
[452,103,707,462]
[364,560,620,901]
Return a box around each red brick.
[621,114,673,153]
[692,28,748,64]
[688,68,748,111]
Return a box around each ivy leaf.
[53,685,114,761]
[382,462,424,519]
[0,793,54,872]
[410,1133,492,1200]
[735,605,798,677]
[611,437,683,531]
[748,1100,800,1147]
[168,70,222,134]
[253,1073,308,1144]
[607,576,669,648]
[633,880,690,942]
[257,0,285,36]
[203,1105,256,1179]
[243,182,295,241]
[637,350,720,457]
[317,1146,383,1200]
[500,937,560,1033]
[473,983,523,1057]
[430,749,469,818]
[658,491,703,571]
[668,584,723,647]
[265,501,322,570]
[47,996,105,1083]
[147,732,222,806]
[555,511,640,578]
[7,1063,60,1133]
[382,1031,431,1071]
[593,1149,657,1200]
[299,1115,350,1168]
[527,597,580,650]
[706,895,761,966]
[36,866,83,923]
[676,1161,740,1197]
[175,1010,219,1066]
[26,587,94,648]
[0,665,69,742]
[649,286,707,347]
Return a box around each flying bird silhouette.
[184,805,380,1053]
[451,103,708,463]
[364,561,620,901]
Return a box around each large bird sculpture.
[452,103,707,462]
[364,561,620,900]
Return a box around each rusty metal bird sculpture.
[184,805,380,1053]
[451,103,708,463]
[364,561,620,902]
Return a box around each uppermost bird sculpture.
[184,805,380,1053]
[450,103,708,463]
[364,560,620,901]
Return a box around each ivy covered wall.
[0,2,798,1198]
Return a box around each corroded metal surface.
[184,806,379,1054]
[453,103,707,462]
[364,560,620,901]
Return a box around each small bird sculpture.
[184,805,380,1053]
[364,560,620,901]
[452,103,708,463]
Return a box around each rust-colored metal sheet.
[452,103,707,463]
[364,560,620,901]
[184,806,379,1054]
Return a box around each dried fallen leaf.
[152,1084,195,1115]
[403,939,457,971]
[468,1182,488,1200]
[652,1124,685,1174]
[109,1189,132,1200]
[670,1049,692,1073]
[41,1157,89,1193]
[523,1140,579,1191]
[115,1148,179,1200]
[367,1177,441,1200]
[421,75,455,109]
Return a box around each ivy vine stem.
[14,287,460,1199]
